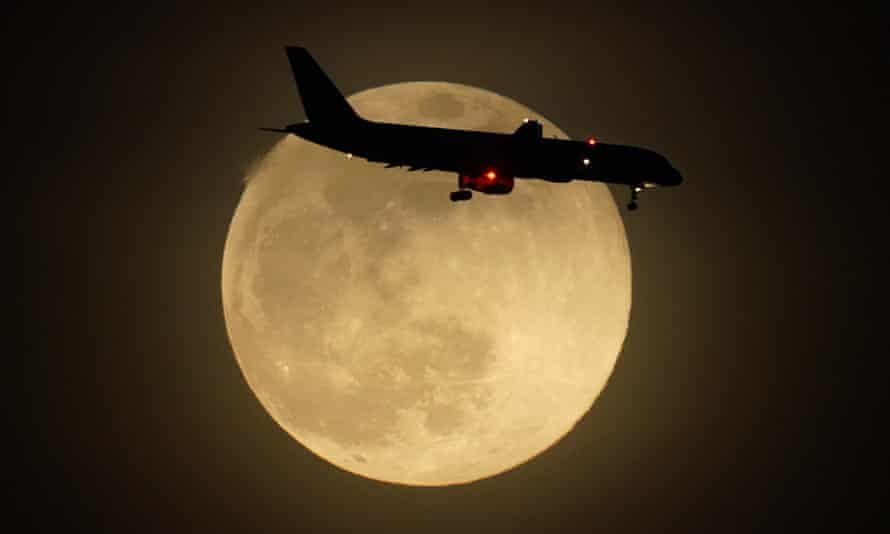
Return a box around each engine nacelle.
[458,171,514,195]
[514,119,543,141]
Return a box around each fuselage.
[288,118,683,188]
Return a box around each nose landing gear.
[628,182,656,211]
[628,186,642,211]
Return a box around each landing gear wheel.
[628,186,641,211]
[450,190,472,202]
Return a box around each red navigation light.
[587,137,597,146]
[486,171,496,180]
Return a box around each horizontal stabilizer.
[258,127,290,133]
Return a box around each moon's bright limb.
[221,83,631,486]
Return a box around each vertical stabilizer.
[285,47,359,126]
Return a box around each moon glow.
[222,83,631,486]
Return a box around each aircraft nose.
[666,166,683,186]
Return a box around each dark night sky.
[12,3,887,532]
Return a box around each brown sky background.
[11,2,887,532]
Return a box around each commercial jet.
[261,47,682,210]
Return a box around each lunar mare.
[222,82,631,485]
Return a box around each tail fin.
[285,47,359,126]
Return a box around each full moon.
[222,82,631,486]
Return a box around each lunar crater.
[417,92,466,121]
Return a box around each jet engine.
[458,171,514,194]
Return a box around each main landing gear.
[450,189,472,202]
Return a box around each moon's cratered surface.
[222,82,631,486]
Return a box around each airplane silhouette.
[261,47,682,210]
